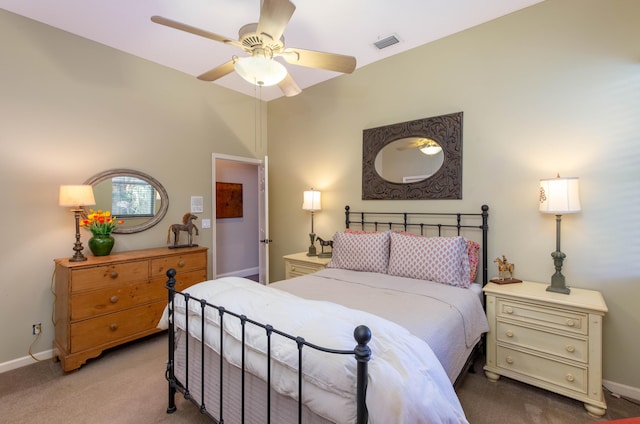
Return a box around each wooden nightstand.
[483,281,608,416]
[283,252,331,279]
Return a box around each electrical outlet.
[32,323,41,335]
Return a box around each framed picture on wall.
[216,182,243,218]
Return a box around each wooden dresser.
[483,281,608,416]
[283,252,331,279]
[53,246,208,372]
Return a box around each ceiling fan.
[151,0,356,97]
[396,138,443,155]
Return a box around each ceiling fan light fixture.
[234,55,287,86]
[419,142,442,155]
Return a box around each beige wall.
[0,10,266,366]
[267,0,640,389]
[2,0,639,394]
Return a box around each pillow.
[394,231,480,284]
[387,232,471,288]
[327,231,390,273]
[467,239,480,283]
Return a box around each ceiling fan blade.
[281,48,356,73]
[256,0,296,43]
[278,73,302,97]
[396,143,422,151]
[197,60,236,82]
[151,16,241,48]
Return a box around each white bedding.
[159,276,469,424]
[271,268,489,382]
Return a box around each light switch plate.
[190,196,203,213]
[201,219,211,229]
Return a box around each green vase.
[88,235,115,257]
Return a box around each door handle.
[260,239,273,244]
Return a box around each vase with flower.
[80,210,124,256]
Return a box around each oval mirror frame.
[362,112,463,200]
[84,169,170,234]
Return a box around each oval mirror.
[83,169,169,234]
[374,137,444,183]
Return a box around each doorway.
[212,154,269,284]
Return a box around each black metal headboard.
[344,205,490,286]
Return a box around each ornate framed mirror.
[84,169,169,234]
[362,112,463,200]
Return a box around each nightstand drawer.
[496,321,587,363]
[497,298,587,335]
[497,345,588,395]
[285,260,323,278]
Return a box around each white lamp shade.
[234,56,288,86]
[302,190,321,211]
[539,176,581,214]
[59,185,96,207]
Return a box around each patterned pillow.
[327,231,390,273]
[467,239,480,283]
[387,232,471,288]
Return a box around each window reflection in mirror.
[374,137,444,183]
[84,169,169,234]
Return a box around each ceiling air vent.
[374,35,400,50]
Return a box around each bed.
[159,205,490,423]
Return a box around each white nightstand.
[283,252,331,279]
[483,281,608,416]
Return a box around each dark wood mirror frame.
[84,168,170,234]
[362,112,463,200]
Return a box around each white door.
[211,154,268,283]
[258,156,269,284]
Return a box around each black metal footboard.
[164,268,372,424]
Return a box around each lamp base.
[307,232,317,257]
[546,272,570,294]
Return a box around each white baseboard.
[603,379,640,402]
[216,266,259,279]
[0,349,54,374]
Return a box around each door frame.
[211,153,268,283]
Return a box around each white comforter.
[159,277,468,424]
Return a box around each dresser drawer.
[496,298,587,335]
[71,279,166,320]
[151,252,208,277]
[285,260,324,278]
[150,268,207,292]
[496,321,587,363]
[497,345,588,395]
[70,301,165,353]
[71,261,148,292]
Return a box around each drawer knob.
[566,319,575,327]
[506,331,514,338]
[110,271,119,279]
[178,260,185,267]
[109,323,118,331]
[506,356,514,364]
[566,345,575,353]
[109,296,119,304]
[291,266,296,271]
[505,307,513,314]
[566,373,575,382]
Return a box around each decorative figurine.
[317,236,333,258]
[490,255,522,284]
[167,212,199,248]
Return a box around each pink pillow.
[328,231,390,273]
[387,232,471,288]
[467,239,480,283]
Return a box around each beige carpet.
[1,333,639,423]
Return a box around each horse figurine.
[494,255,515,280]
[316,236,333,258]
[167,213,199,248]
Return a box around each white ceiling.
[0,0,543,101]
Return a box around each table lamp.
[539,175,581,294]
[302,189,321,256]
[59,185,96,262]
